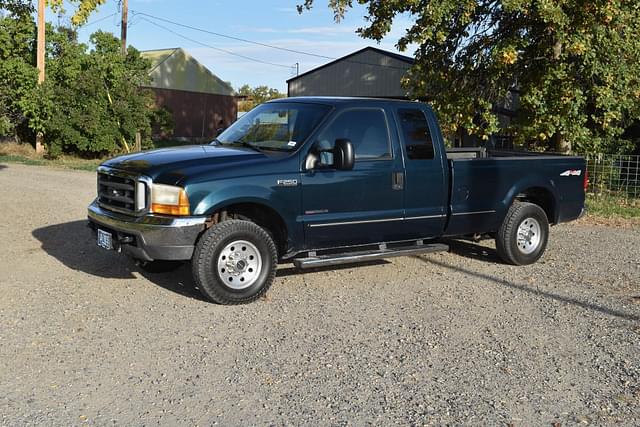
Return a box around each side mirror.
[216,127,225,136]
[334,138,354,170]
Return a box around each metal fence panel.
[583,154,640,200]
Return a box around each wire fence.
[582,153,640,200]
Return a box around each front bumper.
[87,200,207,261]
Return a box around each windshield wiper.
[237,141,262,152]
[220,140,290,153]
[253,146,290,152]
[214,138,262,153]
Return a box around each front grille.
[97,170,142,214]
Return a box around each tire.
[192,220,277,304]
[496,202,549,266]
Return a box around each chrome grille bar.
[97,167,148,215]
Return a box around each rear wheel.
[192,220,277,304]
[496,202,549,265]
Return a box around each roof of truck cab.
[268,96,423,106]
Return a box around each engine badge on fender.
[277,179,298,187]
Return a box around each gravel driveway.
[0,163,638,426]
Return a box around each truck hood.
[101,145,265,185]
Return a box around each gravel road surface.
[0,163,638,426]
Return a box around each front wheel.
[496,202,549,265]
[192,220,277,304]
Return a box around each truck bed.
[443,148,586,236]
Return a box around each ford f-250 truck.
[88,97,586,304]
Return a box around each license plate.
[97,229,113,250]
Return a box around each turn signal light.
[152,201,190,216]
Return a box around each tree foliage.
[47,0,106,26]
[0,0,38,137]
[236,84,285,111]
[0,1,165,157]
[43,29,156,157]
[300,0,640,153]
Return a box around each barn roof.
[141,48,234,96]
[286,46,414,83]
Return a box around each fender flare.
[500,177,560,224]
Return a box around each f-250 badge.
[277,179,298,187]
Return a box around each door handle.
[392,171,404,190]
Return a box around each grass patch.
[0,142,104,172]
[586,194,640,219]
[0,154,103,171]
[0,154,46,166]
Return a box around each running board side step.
[293,242,449,269]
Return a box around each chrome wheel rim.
[516,217,541,255]
[216,240,262,290]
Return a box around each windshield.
[214,102,331,151]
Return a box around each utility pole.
[37,0,45,83]
[121,0,128,54]
[35,0,45,153]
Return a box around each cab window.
[398,108,435,160]
[316,109,391,161]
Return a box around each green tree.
[0,1,161,156]
[47,0,106,26]
[43,29,156,156]
[300,0,640,153]
[237,84,285,111]
[0,0,38,137]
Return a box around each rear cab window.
[397,108,435,160]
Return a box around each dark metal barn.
[287,47,414,99]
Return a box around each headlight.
[151,184,190,216]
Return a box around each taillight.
[583,169,589,192]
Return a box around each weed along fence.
[582,154,640,201]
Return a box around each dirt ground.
[1,163,638,426]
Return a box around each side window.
[398,108,434,160]
[316,109,391,161]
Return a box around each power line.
[140,18,295,70]
[83,11,118,27]
[131,10,334,60]
[131,11,413,72]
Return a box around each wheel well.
[209,203,288,256]
[515,187,556,224]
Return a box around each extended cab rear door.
[394,105,449,238]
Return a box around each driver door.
[300,107,405,249]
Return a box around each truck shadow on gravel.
[35,220,638,320]
[444,239,502,263]
[31,220,499,299]
[31,220,393,301]
[32,220,207,302]
[276,260,390,277]
[413,256,640,322]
